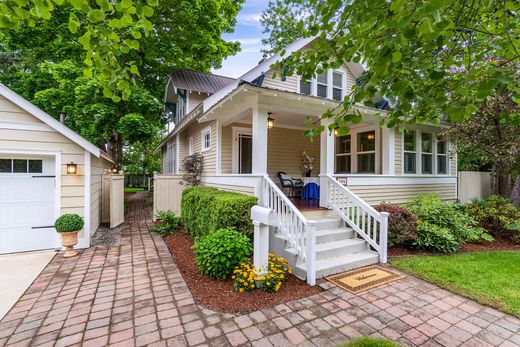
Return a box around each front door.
[232,127,252,174]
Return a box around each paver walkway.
[1,192,519,347]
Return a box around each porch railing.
[324,175,389,263]
[260,175,316,285]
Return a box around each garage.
[0,155,59,253]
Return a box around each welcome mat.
[326,266,404,294]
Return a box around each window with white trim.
[188,136,194,155]
[316,71,328,98]
[335,135,351,173]
[0,159,43,173]
[357,130,376,173]
[421,133,433,174]
[201,127,211,152]
[166,142,176,174]
[437,137,448,174]
[403,131,417,174]
[332,71,344,101]
[300,79,312,95]
[299,69,345,101]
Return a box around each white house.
[0,83,123,254]
[154,38,458,284]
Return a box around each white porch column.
[381,127,395,175]
[320,119,335,207]
[252,104,268,175]
[175,133,180,174]
[216,120,222,174]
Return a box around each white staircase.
[260,175,388,285]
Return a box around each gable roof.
[0,83,108,159]
[169,69,235,94]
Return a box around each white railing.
[261,175,316,285]
[324,175,389,263]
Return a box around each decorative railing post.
[305,223,317,286]
[379,212,389,263]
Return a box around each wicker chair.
[277,172,304,198]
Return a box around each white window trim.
[231,127,252,174]
[334,125,380,174]
[298,69,346,101]
[401,129,451,176]
[436,136,449,175]
[188,136,194,155]
[200,126,211,152]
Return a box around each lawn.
[124,187,145,193]
[392,251,520,317]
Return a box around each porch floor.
[290,197,326,211]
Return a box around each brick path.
[1,192,519,347]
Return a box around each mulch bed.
[163,230,322,313]
[389,236,520,257]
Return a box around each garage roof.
[0,83,110,159]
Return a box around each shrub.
[153,210,182,237]
[181,186,257,238]
[193,228,252,280]
[413,221,460,253]
[465,195,520,243]
[55,214,84,233]
[406,194,492,246]
[232,259,257,292]
[374,204,417,247]
[181,153,203,186]
[256,253,291,292]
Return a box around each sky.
[212,0,269,78]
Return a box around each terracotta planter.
[59,230,79,258]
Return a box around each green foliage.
[153,210,182,237]
[414,221,460,253]
[374,204,417,247]
[193,228,252,280]
[54,214,84,233]
[181,153,204,186]
[181,187,257,238]
[261,0,520,133]
[406,194,492,248]
[465,195,520,243]
[338,336,405,347]
[256,253,291,293]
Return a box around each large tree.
[1,0,244,164]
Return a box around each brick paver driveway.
[1,192,519,347]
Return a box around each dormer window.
[300,79,312,95]
[299,69,345,101]
[332,71,344,101]
[316,72,328,98]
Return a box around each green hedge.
[181,186,258,237]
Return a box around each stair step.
[315,238,367,260]
[316,228,354,243]
[296,251,379,278]
[307,217,344,231]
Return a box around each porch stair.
[272,209,379,280]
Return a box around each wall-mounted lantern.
[267,112,275,129]
[66,162,77,175]
[110,165,118,174]
[334,127,339,136]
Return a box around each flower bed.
[163,230,322,313]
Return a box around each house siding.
[349,183,457,205]
[178,120,217,175]
[187,92,208,113]
[395,128,402,175]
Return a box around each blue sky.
[212,0,268,78]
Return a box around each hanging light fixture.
[66,162,77,175]
[267,112,275,129]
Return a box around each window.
[357,131,376,173]
[332,71,344,101]
[166,142,176,174]
[0,159,43,173]
[300,79,311,95]
[335,135,351,173]
[421,133,433,174]
[188,136,194,155]
[201,127,211,152]
[403,131,416,174]
[437,137,448,174]
[316,71,328,98]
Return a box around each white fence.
[458,171,492,203]
[101,174,125,228]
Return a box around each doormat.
[326,266,404,294]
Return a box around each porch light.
[110,165,118,174]
[66,162,77,175]
[367,133,375,140]
[267,112,275,129]
[334,127,339,136]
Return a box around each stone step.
[314,238,368,260]
[296,250,379,279]
[316,227,354,243]
[307,217,344,231]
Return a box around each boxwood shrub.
[181,186,257,238]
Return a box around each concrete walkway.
[0,251,55,321]
[0,192,519,347]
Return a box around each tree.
[0,0,244,99]
[261,0,520,137]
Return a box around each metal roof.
[169,69,235,94]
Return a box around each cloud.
[237,12,262,26]
[237,38,262,46]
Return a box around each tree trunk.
[494,162,512,197]
[107,132,123,169]
[511,175,520,207]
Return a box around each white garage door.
[0,156,59,254]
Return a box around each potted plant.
[54,214,84,258]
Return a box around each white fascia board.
[0,83,102,158]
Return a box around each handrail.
[325,175,389,263]
[261,175,316,285]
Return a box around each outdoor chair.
[277,172,304,198]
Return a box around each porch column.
[216,120,222,174]
[320,119,335,207]
[252,104,268,175]
[381,127,395,175]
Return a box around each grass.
[391,251,520,317]
[337,337,404,347]
[124,187,145,193]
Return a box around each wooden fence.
[101,174,125,228]
[152,174,184,220]
[458,171,492,203]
